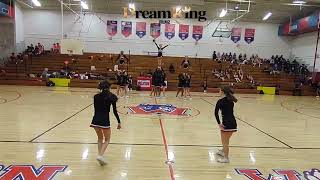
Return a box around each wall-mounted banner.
[136,22,146,38]
[192,25,203,41]
[150,23,161,39]
[179,24,189,40]
[121,21,132,37]
[165,24,175,40]
[107,20,118,37]
[244,28,255,44]
[231,27,242,43]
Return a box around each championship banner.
[136,22,146,38]
[150,23,161,39]
[107,20,117,37]
[192,25,203,41]
[121,21,132,37]
[179,24,189,40]
[244,28,255,44]
[165,24,175,40]
[231,28,242,43]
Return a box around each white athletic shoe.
[217,157,230,163]
[216,149,225,157]
[125,96,129,99]
[96,156,107,166]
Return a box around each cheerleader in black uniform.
[154,67,163,97]
[116,71,122,96]
[120,70,129,98]
[127,75,133,92]
[90,80,121,166]
[150,70,156,97]
[160,70,167,97]
[153,39,169,66]
[184,73,191,99]
[116,51,129,65]
[214,86,238,163]
[176,73,184,97]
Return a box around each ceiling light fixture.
[32,0,41,7]
[219,9,227,18]
[81,1,88,10]
[292,0,306,4]
[262,12,272,21]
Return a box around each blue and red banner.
[179,24,189,40]
[231,28,242,43]
[0,1,14,18]
[121,21,132,37]
[244,28,255,44]
[165,24,175,40]
[129,104,189,116]
[192,25,203,41]
[136,22,146,38]
[107,20,117,37]
[150,23,161,39]
[279,11,320,36]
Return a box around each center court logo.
[0,165,67,179]
[128,104,189,116]
[236,168,320,180]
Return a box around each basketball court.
[0,85,319,179]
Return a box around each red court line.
[154,98,176,180]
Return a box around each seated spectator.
[293,81,303,96]
[56,43,61,53]
[239,53,243,62]
[30,44,35,52]
[247,75,255,84]
[237,67,244,80]
[51,43,56,53]
[41,68,50,78]
[0,65,6,77]
[212,69,220,78]
[212,51,217,60]
[10,53,16,63]
[232,53,237,61]
[37,43,44,55]
[234,72,241,83]
[33,45,39,56]
[169,63,175,73]
[114,64,119,72]
[181,56,191,69]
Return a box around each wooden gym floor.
[0,85,319,180]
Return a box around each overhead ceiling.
[17,0,320,23]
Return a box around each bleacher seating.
[0,53,316,95]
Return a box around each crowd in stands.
[211,51,312,88]
[212,51,310,76]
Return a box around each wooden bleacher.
[0,53,316,96]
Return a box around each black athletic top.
[154,41,168,57]
[93,91,120,124]
[214,97,237,129]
